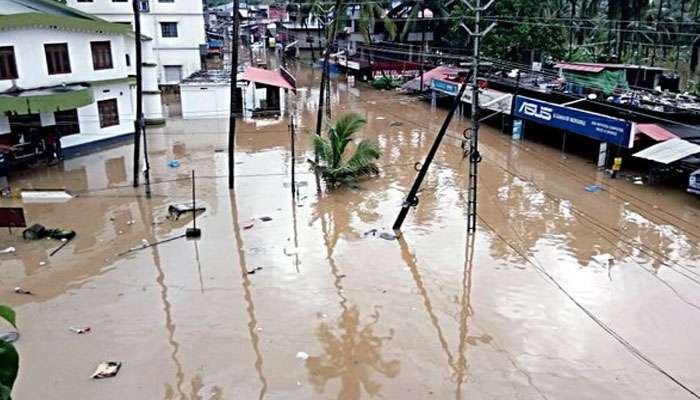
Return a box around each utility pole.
[314,0,343,138]
[229,0,241,189]
[463,0,496,233]
[676,0,686,71]
[392,0,494,232]
[568,0,576,59]
[419,1,426,92]
[132,0,143,188]
[290,115,296,196]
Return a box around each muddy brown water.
[1,65,700,399]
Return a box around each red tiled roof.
[241,67,296,91]
[636,123,678,142]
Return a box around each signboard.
[431,78,459,96]
[0,207,26,228]
[462,87,512,114]
[514,96,633,148]
[532,62,542,72]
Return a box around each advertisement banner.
[514,96,633,148]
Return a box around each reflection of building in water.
[105,157,128,185]
[306,306,400,399]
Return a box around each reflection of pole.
[393,77,470,231]
[509,71,520,135]
[228,0,241,189]
[132,0,143,188]
[230,192,268,399]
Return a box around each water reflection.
[306,306,400,399]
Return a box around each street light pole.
[132,0,143,188]
[229,0,241,189]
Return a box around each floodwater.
[2,64,700,400]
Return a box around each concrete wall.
[180,81,286,120]
[62,81,135,148]
[0,28,129,92]
[67,0,206,83]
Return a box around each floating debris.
[168,202,206,220]
[13,287,32,295]
[584,185,602,193]
[0,247,15,255]
[0,331,19,343]
[259,216,273,222]
[91,362,122,379]
[243,223,255,230]
[389,121,403,127]
[168,160,181,168]
[296,351,309,360]
[20,190,72,203]
[379,232,397,241]
[364,229,378,237]
[69,326,91,334]
[247,267,264,275]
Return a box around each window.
[91,41,113,70]
[97,99,119,128]
[54,109,80,137]
[125,54,131,66]
[159,0,174,2]
[160,22,178,38]
[0,46,18,80]
[44,43,71,75]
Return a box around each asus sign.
[514,96,633,148]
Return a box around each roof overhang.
[0,85,94,115]
[633,138,700,164]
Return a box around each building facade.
[0,0,161,168]
[67,0,207,85]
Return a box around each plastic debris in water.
[0,247,15,255]
[69,326,91,334]
[14,287,32,295]
[259,216,273,222]
[296,352,309,360]
[584,185,602,193]
[91,362,122,379]
[0,332,19,343]
[167,160,181,168]
[379,232,397,241]
[247,267,263,275]
[243,223,254,230]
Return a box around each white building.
[0,0,162,163]
[67,0,207,85]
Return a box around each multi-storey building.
[67,0,207,84]
[0,0,162,168]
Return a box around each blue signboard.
[513,96,633,148]
[431,79,459,96]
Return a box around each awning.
[635,123,678,142]
[242,67,296,91]
[554,63,606,73]
[0,85,93,114]
[632,138,700,164]
[402,66,464,92]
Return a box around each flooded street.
[2,64,700,399]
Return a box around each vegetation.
[371,76,402,90]
[0,306,18,400]
[310,113,382,186]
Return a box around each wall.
[0,28,130,92]
[66,0,206,83]
[61,81,135,148]
[180,81,286,120]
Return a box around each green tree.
[388,0,450,41]
[310,113,382,186]
[0,305,18,400]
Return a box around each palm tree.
[356,1,397,76]
[310,113,382,186]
